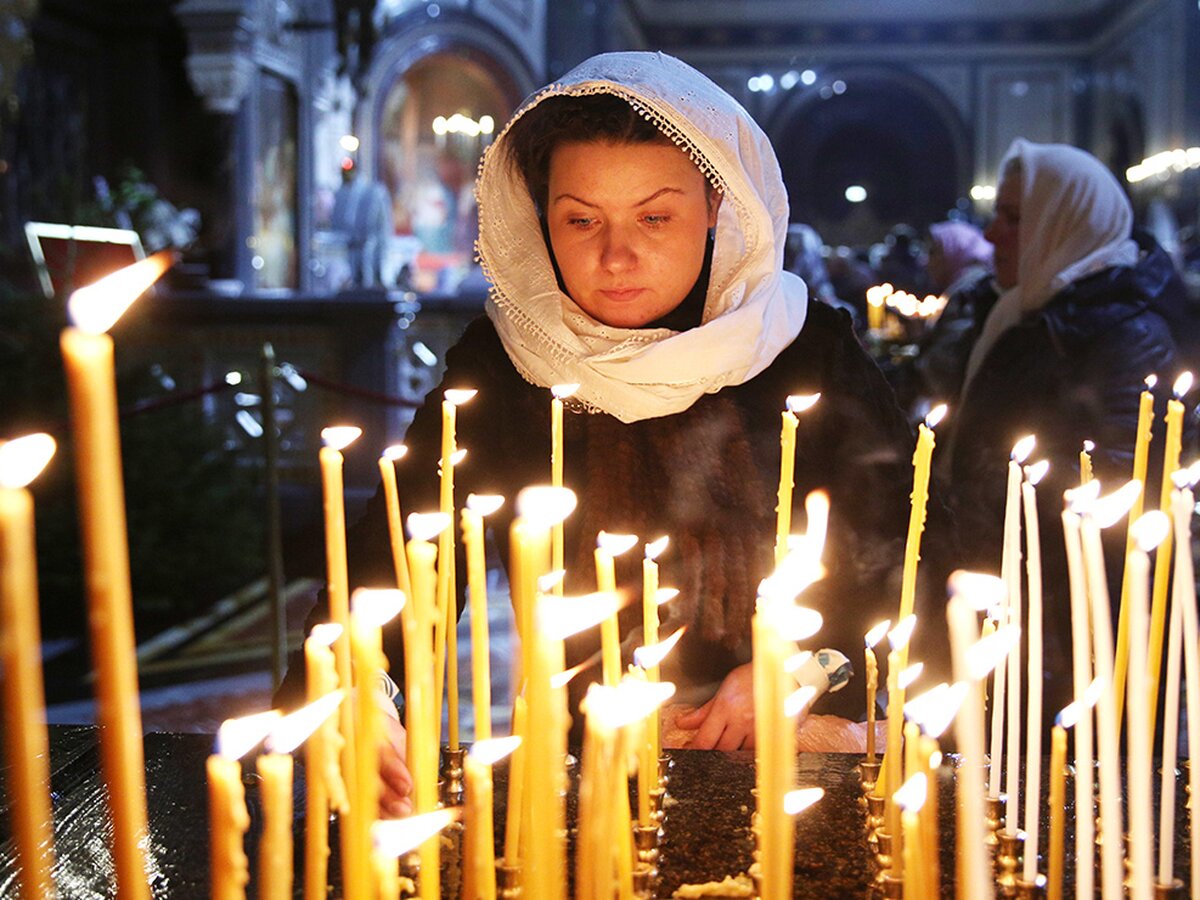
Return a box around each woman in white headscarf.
[281,52,944,810]
[948,138,1189,726]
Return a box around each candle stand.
[635,823,661,867]
[859,760,881,795]
[1014,875,1046,898]
[439,747,466,806]
[879,872,903,898]
[996,830,1026,896]
[632,862,656,898]
[873,829,896,877]
[985,794,1005,847]
[496,860,521,899]
[1156,878,1186,899]
[865,794,886,849]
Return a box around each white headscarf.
[477,51,808,423]
[963,139,1139,392]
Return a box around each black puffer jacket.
[279,302,956,724]
[946,237,1193,723]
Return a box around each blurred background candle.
[1115,373,1157,731]
[61,251,173,899]
[0,433,58,900]
[1079,439,1094,485]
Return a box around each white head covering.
[963,139,1139,392]
[477,51,808,423]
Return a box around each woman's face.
[545,140,719,328]
[984,170,1022,290]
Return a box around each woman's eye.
[566,216,595,228]
[643,214,670,226]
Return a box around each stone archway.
[769,69,969,247]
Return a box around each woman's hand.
[379,715,414,818]
[674,662,759,751]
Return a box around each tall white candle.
[1159,484,1188,889]
[1060,499,1096,900]
[1021,461,1048,878]
[1170,481,1200,900]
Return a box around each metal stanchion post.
[261,341,287,691]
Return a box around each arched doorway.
[771,71,967,248]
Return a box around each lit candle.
[1170,478,1200,897]
[1079,480,1141,898]
[895,774,929,900]
[0,434,58,899]
[379,444,416,785]
[633,623,684,827]
[550,384,578,590]
[407,511,453,900]
[1079,439,1094,485]
[464,736,521,900]
[898,405,947,631]
[867,283,891,332]
[881,616,917,876]
[1114,373,1157,731]
[1060,492,1097,900]
[864,619,891,764]
[319,424,367,900]
[437,389,475,753]
[1021,460,1048,878]
[1046,704,1074,900]
[61,252,173,898]
[596,530,638,686]
[351,588,406,867]
[642,536,669,771]
[464,494,504,742]
[209,712,280,900]
[1002,436,1034,832]
[304,623,348,900]
[503,695,528,867]
[1147,372,1191,739]
[946,570,1010,900]
[1127,512,1170,900]
[260,693,345,900]
[372,809,461,900]
[774,394,820,564]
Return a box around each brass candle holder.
[632,862,657,899]
[879,872,904,899]
[438,746,466,806]
[1014,874,1046,898]
[859,759,881,794]
[865,794,886,851]
[658,754,673,786]
[873,829,896,877]
[995,830,1025,897]
[1155,878,1185,899]
[399,851,421,897]
[496,860,521,899]
[649,786,668,825]
[985,794,1005,848]
[634,823,661,868]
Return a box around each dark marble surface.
[0,727,1192,897]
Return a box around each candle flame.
[583,679,676,729]
[864,619,892,648]
[67,250,174,334]
[1171,461,1200,490]
[1092,479,1142,528]
[217,710,282,760]
[1145,374,1158,389]
[537,570,566,594]
[925,403,948,429]
[633,625,687,669]
[466,493,505,517]
[1132,510,1171,552]
[551,658,597,689]
[894,773,927,812]
[946,570,1006,611]
[1082,675,1104,709]
[655,587,680,607]
[597,530,639,556]
[373,808,460,856]
[1011,434,1036,463]
[382,444,408,461]
[765,604,824,641]
[1173,371,1193,398]
[929,751,943,768]
[539,592,619,641]
[551,383,580,400]
[515,485,577,528]
[322,426,362,451]
[437,448,468,471]
[801,490,830,561]
[443,389,477,406]
[1082,440,1095,453]
[898,662,923,691]
[265,690,345,755]
[784,685,818,718]
[888,614,917,651]
[407,511,452,542]
[784,650,813,674]
[1064,479,1102,514]
[783,787,824,816]
[469,735,521,766]
[1056,702,1081,730]
[759,552,825,605]
[645,535,670,560]
[351,588,405,628]
[965,625,1020,681]
[905,681,966,738]
[786,393,821,414]
[0,433,56,488]
[308,622,342,646]
[1025,459,1050,486]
